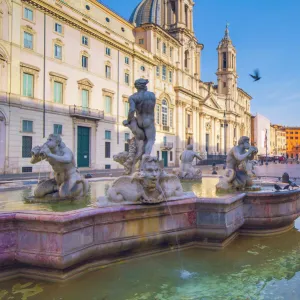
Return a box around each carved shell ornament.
[206,122,211,132]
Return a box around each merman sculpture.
[108,79,184,204]
[31,134,88,200]
[216,136,258,192]
[173,145,203,180]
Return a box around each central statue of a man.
[123,78,156,156]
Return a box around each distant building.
[251,114,270,155]
[270,124,286,156]
[0,0,252,174]
[285,127,300,159]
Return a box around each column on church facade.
[214,118,218,154]
[192,109,197,149]
[164,0,168,28]
[220,122,224,155]
[195,109,200,152]
[175,0,179,24]
[199,113,206,153]
[176,103,184,164]
[210,117,215,154]
[180,0,184,24]
[227,121,233,152]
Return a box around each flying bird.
[249,69,261,82]
[274,184,282,192]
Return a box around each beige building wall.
[0,0,252,174]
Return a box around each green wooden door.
[77,126,90,167]
[162,151,168,167]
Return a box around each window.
[54,44,62,60]
[105,65,111,78]
[54,124,62,135]
[170,47,173,58]
[170,109,173,127]
[24,32,33,49]
[82,55,88,69]
[82,89,89,108]
[22,120,33,133]
[185,5,189,27]
[162,65,167,80]
[187,114,191,128]
[54,23,62,34]
[125,73,130,85]
[157,151,160,160]
[163,43,167,54]
[169,71,172,83]
[156,104,160,124]
[125,57,130,65]
[53,81,63,103]
[170,151,173,161]
[24,8,33,21]
[141,66,145,72]
[105,142,111,158]
[105,95,112,114]
[222,52,227,69]
[105,130,111,140]
[125,133,130,142]
[157,38,160,50]
[22,136,32,158]
[223,82,226,88]
[22,73,34,97]
[156,66,160,77]
[125,133,130,151]
[124,101,129,117]
[105,47,111,56]
[82,36,89,46]
[163,136,167,145]
[162,99,168,126]
[139,39,144,45]
[184,50,189,68]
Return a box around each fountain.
[1,80,300,289]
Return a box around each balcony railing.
[186,127,193,134]
[163,125,170,132]
[69,105,104,120]
[160,142,173,149]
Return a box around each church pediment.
[204,97,221,110]
[77,78,94,88]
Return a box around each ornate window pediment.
[102,88,115,97]
[20,62,40,75]
[77,78,94,91]
[49,72,68,84]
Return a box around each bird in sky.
[249,69,261,81]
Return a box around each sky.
[101,0,300,126]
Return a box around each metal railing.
[160,142,173,149]
[163,125,170,132]
[69,105,104,120]
[197,154,226,165]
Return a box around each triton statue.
[31,134,88,200]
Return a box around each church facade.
[0,0,252,174]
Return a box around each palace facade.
[0,0,252,174]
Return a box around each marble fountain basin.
[0,177,300,282]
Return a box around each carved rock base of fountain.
[172,168,202,182]
[106,155,185,204]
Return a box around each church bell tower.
[216,24,237,97]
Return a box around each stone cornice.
[21,0,155,66]
[174,86,202,100]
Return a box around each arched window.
[162,99,168,126]
[184,50,189,68]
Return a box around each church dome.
[129,0,162,27]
